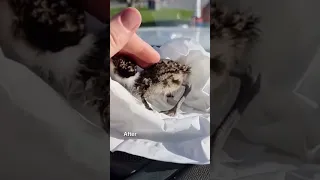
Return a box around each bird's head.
[111,55,138,78]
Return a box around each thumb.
[110,8,141,57]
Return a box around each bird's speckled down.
[110,55,192,116]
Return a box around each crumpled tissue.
[110,38,210,164]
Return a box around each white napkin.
[110,38,210,164]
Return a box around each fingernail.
[121,8,141,31]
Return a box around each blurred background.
[110,0,210,51]
[110,0,210,27]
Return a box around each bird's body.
[0,0,110,132]
[111,55,192,116]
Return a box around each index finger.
[121,33,160,67]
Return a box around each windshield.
[110,0,210,51]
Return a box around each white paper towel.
[110,38,210,164]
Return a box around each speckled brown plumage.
[136,60,191,94]
[112,55,137,78]
[111,55,192,116]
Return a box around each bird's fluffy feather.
[110,55,191,114]
[111,55,191,98]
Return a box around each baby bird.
[110,55,192,116]
[0,0,110,132]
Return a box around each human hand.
[80,1,160,67]
[110,8,160,67]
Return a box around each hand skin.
[81,0,160,68]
